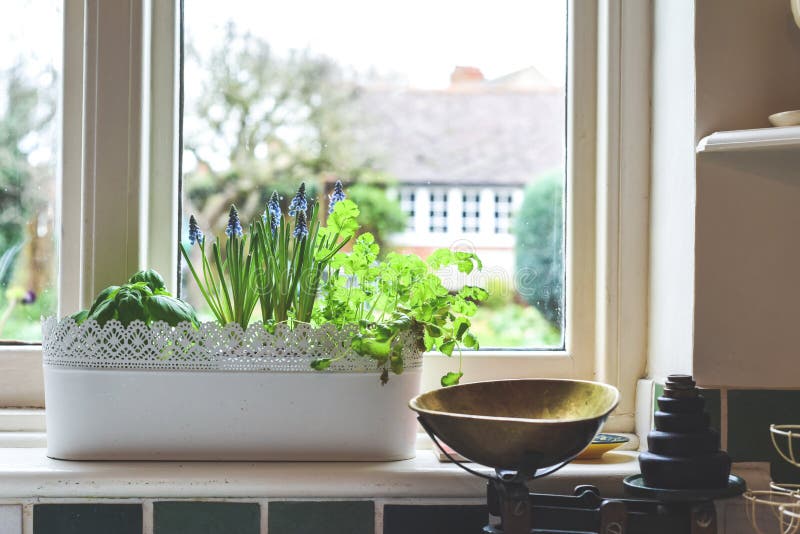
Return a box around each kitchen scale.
[410,379,745,534]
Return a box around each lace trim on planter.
[41,317,423,372]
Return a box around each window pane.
[0,0,61,342]
[182,0,566,349]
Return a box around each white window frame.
[0,0,650,435]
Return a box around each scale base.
[484,479,745,534]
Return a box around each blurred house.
[350,65,565,282]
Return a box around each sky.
[0,0,62,72]
[186,0,568,89]
[0,0,568,170]
[0,0,567,96]
[0,0,61,167]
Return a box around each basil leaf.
[70,310,89,325]
[128,269,166,292]
[87,298,116,325]
[117,291,145,326]
[88,285,119,315]
[145,295,198,326]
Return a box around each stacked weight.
[639,374,732,489]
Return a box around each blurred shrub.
[347,183,406,251]
[514,170,564,329]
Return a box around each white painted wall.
[649,0,800,388]
[692,0,800,387]
[647,0,697,382]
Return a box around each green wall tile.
[700,388,721,433]
[728,389,800,483]
[383,505,487,534]
[154,502,259,534]
[269,501,373,534]
[34,504,142,534]
[771,456,800,485]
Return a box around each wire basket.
[744,490,800,534]
[782,505,800,534]
[772,483,800,495]
[772,426,800,469]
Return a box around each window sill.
[0,448,643,499]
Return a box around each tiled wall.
[0,500,488,534]
[650,384,800,484]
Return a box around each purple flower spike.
[268,191,281,234]
[21,290,36,305]
[288,183,308,217]
[293,210,309,239]
[188,215,204,246]
[226,205,243,238]
[328,180,346,214]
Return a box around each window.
[180,1,568,353]
[0,2,651,435]
[0,0,61,342]
[399,188,416,232]
[428,190,449,233]
[494,191,514,234]
[462,190,481,234]
[175,0,651,421]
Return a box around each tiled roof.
[350,86,565,186]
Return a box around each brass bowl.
[410,379,619,471]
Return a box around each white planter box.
[42,318,423,461]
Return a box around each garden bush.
[514,169,564,329]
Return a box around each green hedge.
[513,170,564,329]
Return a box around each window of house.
[428,190,449,233]
[399,188,416,232]
[462,190,481,234]
[494,190,515,234]
[0,0,61,343]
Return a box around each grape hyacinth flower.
[188,215,204,246]
[226,205,243,238]
[21,290,36,305]
[293,209,309,239]
[288,183,307,216]
[328,180,346,214]
[267,191,281,234]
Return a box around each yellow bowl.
[576,433,630,460]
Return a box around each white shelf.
[697,125,800,153]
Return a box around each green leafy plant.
[71,269,198,327]
[183,181,487,385]
[314,235,487,385]
[249,183,359,323]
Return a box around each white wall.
[647,0,697,382]
[692,0,800,387]
[649,0,800,386]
